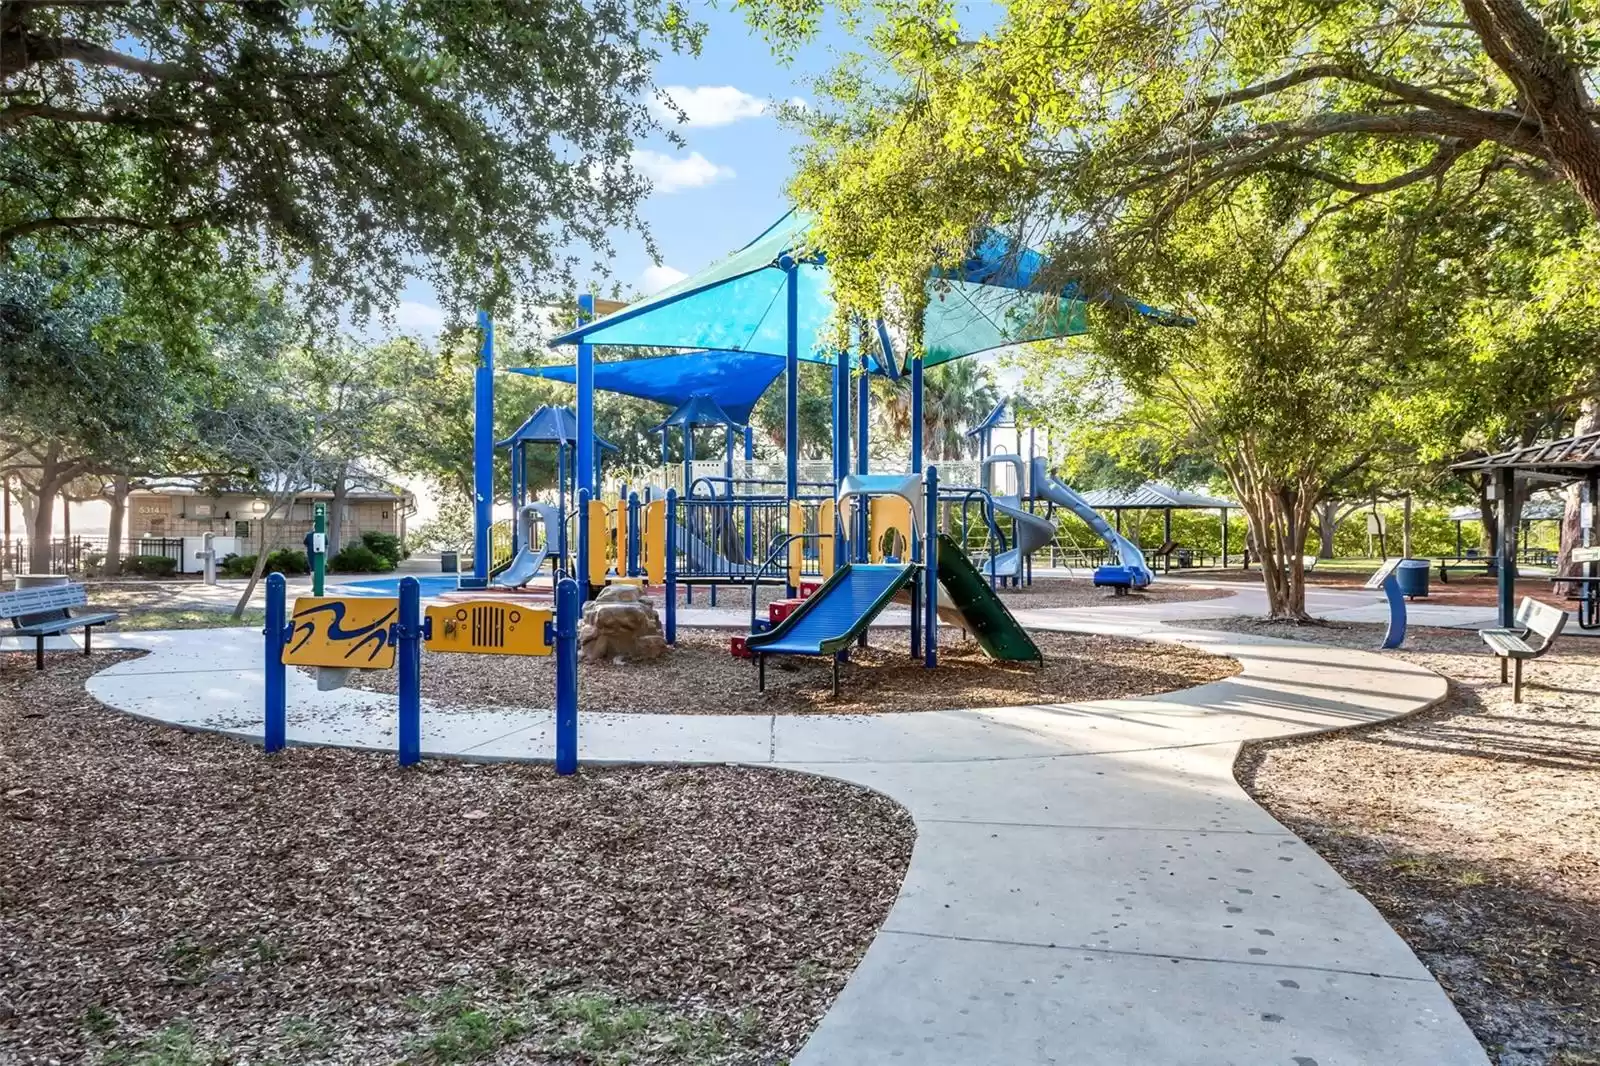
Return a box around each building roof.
[1077,482,1237,509]
[1451,432,1600,478]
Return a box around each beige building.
[128,475,415,556]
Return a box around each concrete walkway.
[11,589,1491,1065]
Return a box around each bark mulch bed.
[1191,617,1600,1066]
[334,628,1240,716]
[0,653,914,1065]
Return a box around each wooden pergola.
[1451,433,1600,628]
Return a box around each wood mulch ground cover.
[1188,617,1600,1066]
[0,653,913,1065]
[336,627,1239,716]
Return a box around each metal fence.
[674,496,797,581]
[3,535,186,575]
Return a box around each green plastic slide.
[936,534,1043,663]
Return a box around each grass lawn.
[108,607,264,631]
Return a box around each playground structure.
[413,209,1191,706]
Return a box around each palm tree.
[875,360,1000,460]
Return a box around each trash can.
[1177,549,1193,568]
[1396,558,1430,600]
[440,550,459,574]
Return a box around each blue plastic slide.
[747,563,917,656]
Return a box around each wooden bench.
[1479,597,1567,703]
[0,583,119,670]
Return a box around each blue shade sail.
[511,349,787,424]
[552,211,1181,370]
[497,405,619,450]
[650,393,743,432]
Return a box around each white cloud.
[630,149,734,193]
[393,300,446,338]
[652,85,768,127]
[641,264,688,294]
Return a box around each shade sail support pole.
[911,356,924,473]
[471,311,495,588]
[576,294,596,602]
[784,260,799,501]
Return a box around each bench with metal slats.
[1478,597,1567,703]
[0,584,119,670]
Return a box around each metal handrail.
[746,531,832,632]
[941,487,1008,562]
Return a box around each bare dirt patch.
[1193,618,1600,1066]
[0,653,913,1065]
[335,627,1239,715]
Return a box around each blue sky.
[390,3,855,339]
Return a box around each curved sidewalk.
[39,603,1487,1066]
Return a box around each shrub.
[264,548,309,575]
[359,530,405,568]
[123,554,178,578]
[329,542,392,573]
[219,553,256,578]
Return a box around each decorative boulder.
[579,583,668,663]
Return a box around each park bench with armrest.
[1478,597,1566,703]
[1148,539,1179,571]
[0,584,119,670]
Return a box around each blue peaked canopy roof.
[650,392,743,433]
[551,211,1186,370]
[497,405,619,450]
[511,349,786,424]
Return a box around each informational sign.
[425,601,552,656]
[283,597,398,669]
[1572,546,1600,564]
[1365,512,1385,534]
[1365,557,1403,590]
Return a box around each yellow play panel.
[425,601,553,656]
[284,597,398,669]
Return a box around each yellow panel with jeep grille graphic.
[424,601,553,656]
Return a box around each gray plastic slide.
[982,499,1056,579]
[496,501,561,589]
[1028,457,1154,586]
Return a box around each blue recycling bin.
[1396,558,1430,599]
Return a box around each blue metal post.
[783,259,799,501]
[910,355,924,472]
[555,577,579,775]
[743,425,754,560]
[833,348,850,484]
[682,424,694,498]
[470,311,494,588]
[577,488,591,594]
[665,489,678,644]
[627,491,640,576]
[576,295,596,603]
[924,466,938,668]
[264,573,287,753]
[856,360,869,476]
[396,576,422,766]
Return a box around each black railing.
[3,535,186,575]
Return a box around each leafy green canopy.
[1,0,702,313]
[738,0,1600,328]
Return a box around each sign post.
[264,573,288,753]
[311,502,327,596]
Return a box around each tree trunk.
[104,475,130,577]
[329,465,349,554]
[1312,499,1338,559]
[1402,494,1414,558]
[28,485,54,573]
[1225,461,1313,620]
[234,494,295,619]
[1556,395,1600,594]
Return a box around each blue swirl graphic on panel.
[289,601,397,664]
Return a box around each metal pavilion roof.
[1451,433,1600,477]
[1078,483,1238,509]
